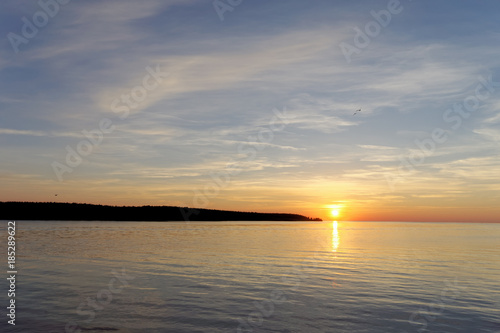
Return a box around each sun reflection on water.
[332,221,339,252]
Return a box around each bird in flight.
[353,108,361,115]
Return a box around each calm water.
[2,221,500,332]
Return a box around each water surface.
[2,221,499,332]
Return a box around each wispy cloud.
[0,128,81,138]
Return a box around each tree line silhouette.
[0,202,322,221]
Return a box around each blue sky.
[1,0,500,221]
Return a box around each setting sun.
[325,203,346,220]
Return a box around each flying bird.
[353,108,361,115]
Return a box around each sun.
[325,203,345,220]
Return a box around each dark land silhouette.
[0,202,322,221]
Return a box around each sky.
[1,0,499,222]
